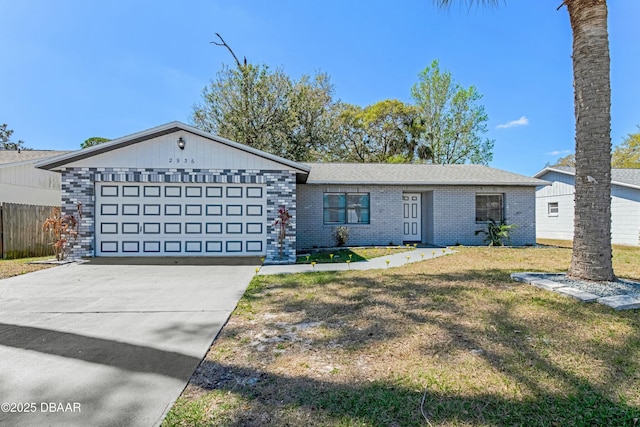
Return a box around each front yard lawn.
[165,244,640,426]
[0,256,55,280]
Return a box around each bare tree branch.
[210,33,242,68]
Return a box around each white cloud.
[546,150,572,156]
[496,116,529,129]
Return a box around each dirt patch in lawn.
[165,246,640,426]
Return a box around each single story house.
[534,166,640,246]
[36,122,547,263]
[0,150,69,206]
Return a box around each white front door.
[402,193,421,242]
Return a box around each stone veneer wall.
[60,167,297,263]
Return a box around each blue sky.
[1,1,638,176]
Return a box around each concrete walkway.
[258,247,455,275]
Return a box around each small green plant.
[334,226,350,247]
[475,219,515,246]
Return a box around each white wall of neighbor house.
[610,186,640,246]
[0,163,62,205]
[535,171,575,241]
[535,170,640,246]
[296,184,537,250]
[535,193,574,240]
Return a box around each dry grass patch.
[538,238,640,280]
[165,246,640,426]
[0,256,55,280]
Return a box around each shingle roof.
[0,150,71,166]
[302,163,547,186]
[535,167,640,189]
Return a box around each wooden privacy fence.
[0,203,58,259]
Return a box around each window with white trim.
[548,202,559,216]
[475,194,504,223]
[323,193,370,224]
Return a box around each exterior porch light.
[177,137,185,150]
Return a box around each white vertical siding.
[63,132,296,171]
[611,186,640,246]
[0,163,62,205]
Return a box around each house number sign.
[168,158,196,164]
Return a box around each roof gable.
[36,122,310,174]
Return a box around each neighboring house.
[36,122,547,262]
[534,166,640,246]
[0,150,70,205]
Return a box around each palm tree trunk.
[567,0,615,281]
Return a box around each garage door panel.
[185,223,202,234]
[246,241,263,252]
[144,186,161,197]
[143,223,161,234]
[206,187,222,198]
[143,241,161,253]
[185,241,202,253]
[101,242,118,253]
[96,183,266,256]
[123,186,139,197]
[122,223,139,234]
[144,204,161,215]
[101,204,118,215]
[122,204,140,215]
[122,241,140,253]
[185,187,202,197]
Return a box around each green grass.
[296,246,414,264]
[165,245,640,426]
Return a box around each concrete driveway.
[0,258,258,426]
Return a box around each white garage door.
[95,183,266,256]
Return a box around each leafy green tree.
[411,60,494,165]
[330,100,422,163]
[549,153,576,168]
[611,127,640,168]
[0,123,29,150]
[192,35,339,162]
[435,0,615,282]
[81,137,110,149]
[192,62,339,162]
